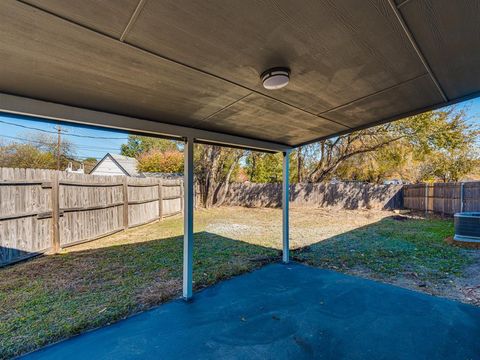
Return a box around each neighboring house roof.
[90,153,144,177]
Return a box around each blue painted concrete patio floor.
[25,263,480,360]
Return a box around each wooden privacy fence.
[222,182,403,209]
[0,168,183,266]
[403,182,480,215]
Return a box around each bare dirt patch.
[205,206,391,249]
[136,272,182,309]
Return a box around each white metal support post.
[282,150,290,263]
[183,137,194,300]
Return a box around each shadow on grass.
[0,215,469,359]
[0,246,45,268]
[292,215,469,282]
[0,232,279,359]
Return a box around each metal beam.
[119,0,147,42]
[296,88,480,148]
[183,136,194,300]
[0,93,290,153]
[282,150,290,263]
[387,0,448,102]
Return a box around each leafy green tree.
[130,107,478,188]
[245,153,282,183]
[419,147,477,182]
[0,143,57,169]
[299,107,478,183]
[335,141,410,183]
[244,152,298,183]
[0,132,77,170]
[121,135,179,158]
[195,145,244,207]
[137,150,184,173]
[83,157,98,174]
[411,108,478,182]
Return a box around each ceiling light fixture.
[261,67,290,90]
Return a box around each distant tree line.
[0,132,97,173]
[117,107,478,207]
[0,107,477,208]
[246,107,479,184]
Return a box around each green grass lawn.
[294,215,471,282]
[0,207,473,359]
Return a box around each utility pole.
[54,125,64,171]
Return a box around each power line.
[0,138,98,163]
[0,135,121,151]
[0,134,121,163]
[0,134,46,145]
[0,119,129,140]
[68,126,130,148]
[71,145,120,151]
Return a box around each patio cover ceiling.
[0,0,479,151]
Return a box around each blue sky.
[0,97,479,160]
[458,98,480,124]
[0,113,129,160]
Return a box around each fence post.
[180,180,184,214]
[424,183,428,215]
[442,184,445,216]
[158,181,163,220]
[460,182,465,213]
[123,177,129,229]
[51,172,60,253]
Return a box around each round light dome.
[261,67,290,90]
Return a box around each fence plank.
[221,182,403,209]
[0,167,184,266]
[51,172,60,253]
[158,182,163,220]
[123,177,129,230]
[403,182,480,215]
